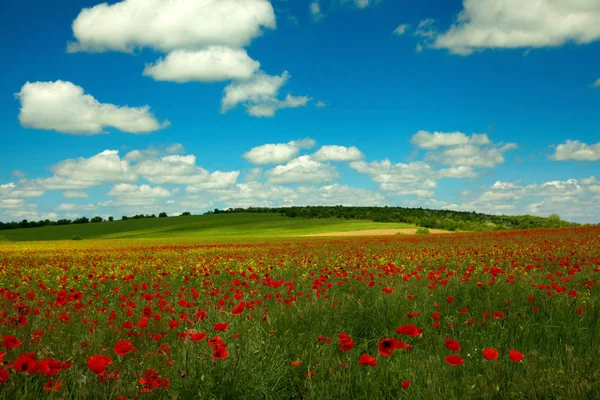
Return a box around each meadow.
[1,226,599,399]
[0,213,416,242]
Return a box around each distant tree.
[91,216,103,223]
[547,214,562,228]
[159,212,168,218]
[73,217,89,224]
[108,216,114,222]
[181,212,191,216]
[122,216,129,221]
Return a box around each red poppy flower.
[377,338,397,357]
[337,333,355,352]
[12,355,37,374]
[114,340,133,356]
[402,381,410,389]
[482,348,499,360]
[432,312,440,320]
[43,378,62,392]
[2,336,23,350]
[0,368,8,384]
[394,340,407,350]
[87,355,112,376]
[231,301,245,315]
[212,344,229,362]
[509,349,524,362]
[213,323,229,332]
[358,354,377,367]
[291,360,302,367]
[396,325,422,337]
[444,355,464,366]
[36,358,67,377]
[139,369,170,393]
[446,296,455,303]
[444,338,461,352]
[190,332,207,341]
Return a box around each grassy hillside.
[0,213,417,242]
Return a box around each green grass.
[0,213,417,242]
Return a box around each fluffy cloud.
[57,203,97,211]
[265,156,338,184]
[185,171,241,191]
[221,72,310,117]
[311,145,364,162]
[593,78,600,88]
[106,184,172,207]
[550,140,600,161]
[68,0,276,53]
[431,0,600,55]
[436,166,478,179]
[0,182,44,199]
[35,150,136,190]
[166,143,185,154]
[63,191,88,198]
[310,1,324,20]
[16,81,167,135]
[581,176,597,185]
[350,160,437,197]
[243,138,316,165]
[108,184,171,198]
[427,143,517,168]
[135,154,239,188]
[342,0,373,9]
[412,131,517,169]
[143,47,260,83]
[412,130,491,149]
[393,24,409,36]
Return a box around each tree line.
[205,206,582,231]
[0,212,191,231]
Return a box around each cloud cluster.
[452,177,600,220]
[413,130,517,170]
[67,0,309,117]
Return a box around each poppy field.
[1,227,600,399]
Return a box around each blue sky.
[1,0,599,223]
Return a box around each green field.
[0,213,418,242]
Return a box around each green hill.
[0,213,417,242]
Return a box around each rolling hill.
[0,213,418,242]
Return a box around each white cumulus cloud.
[412,130,491,149]
[311,145,364,162]
[243,138,316,165]
[221,72,310,117]
[68,0,276,53]
[266,156,338,184]
[432,0,600,55]
[16,81,167,135]
[550,140,600,161]
[143,47,260,83]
